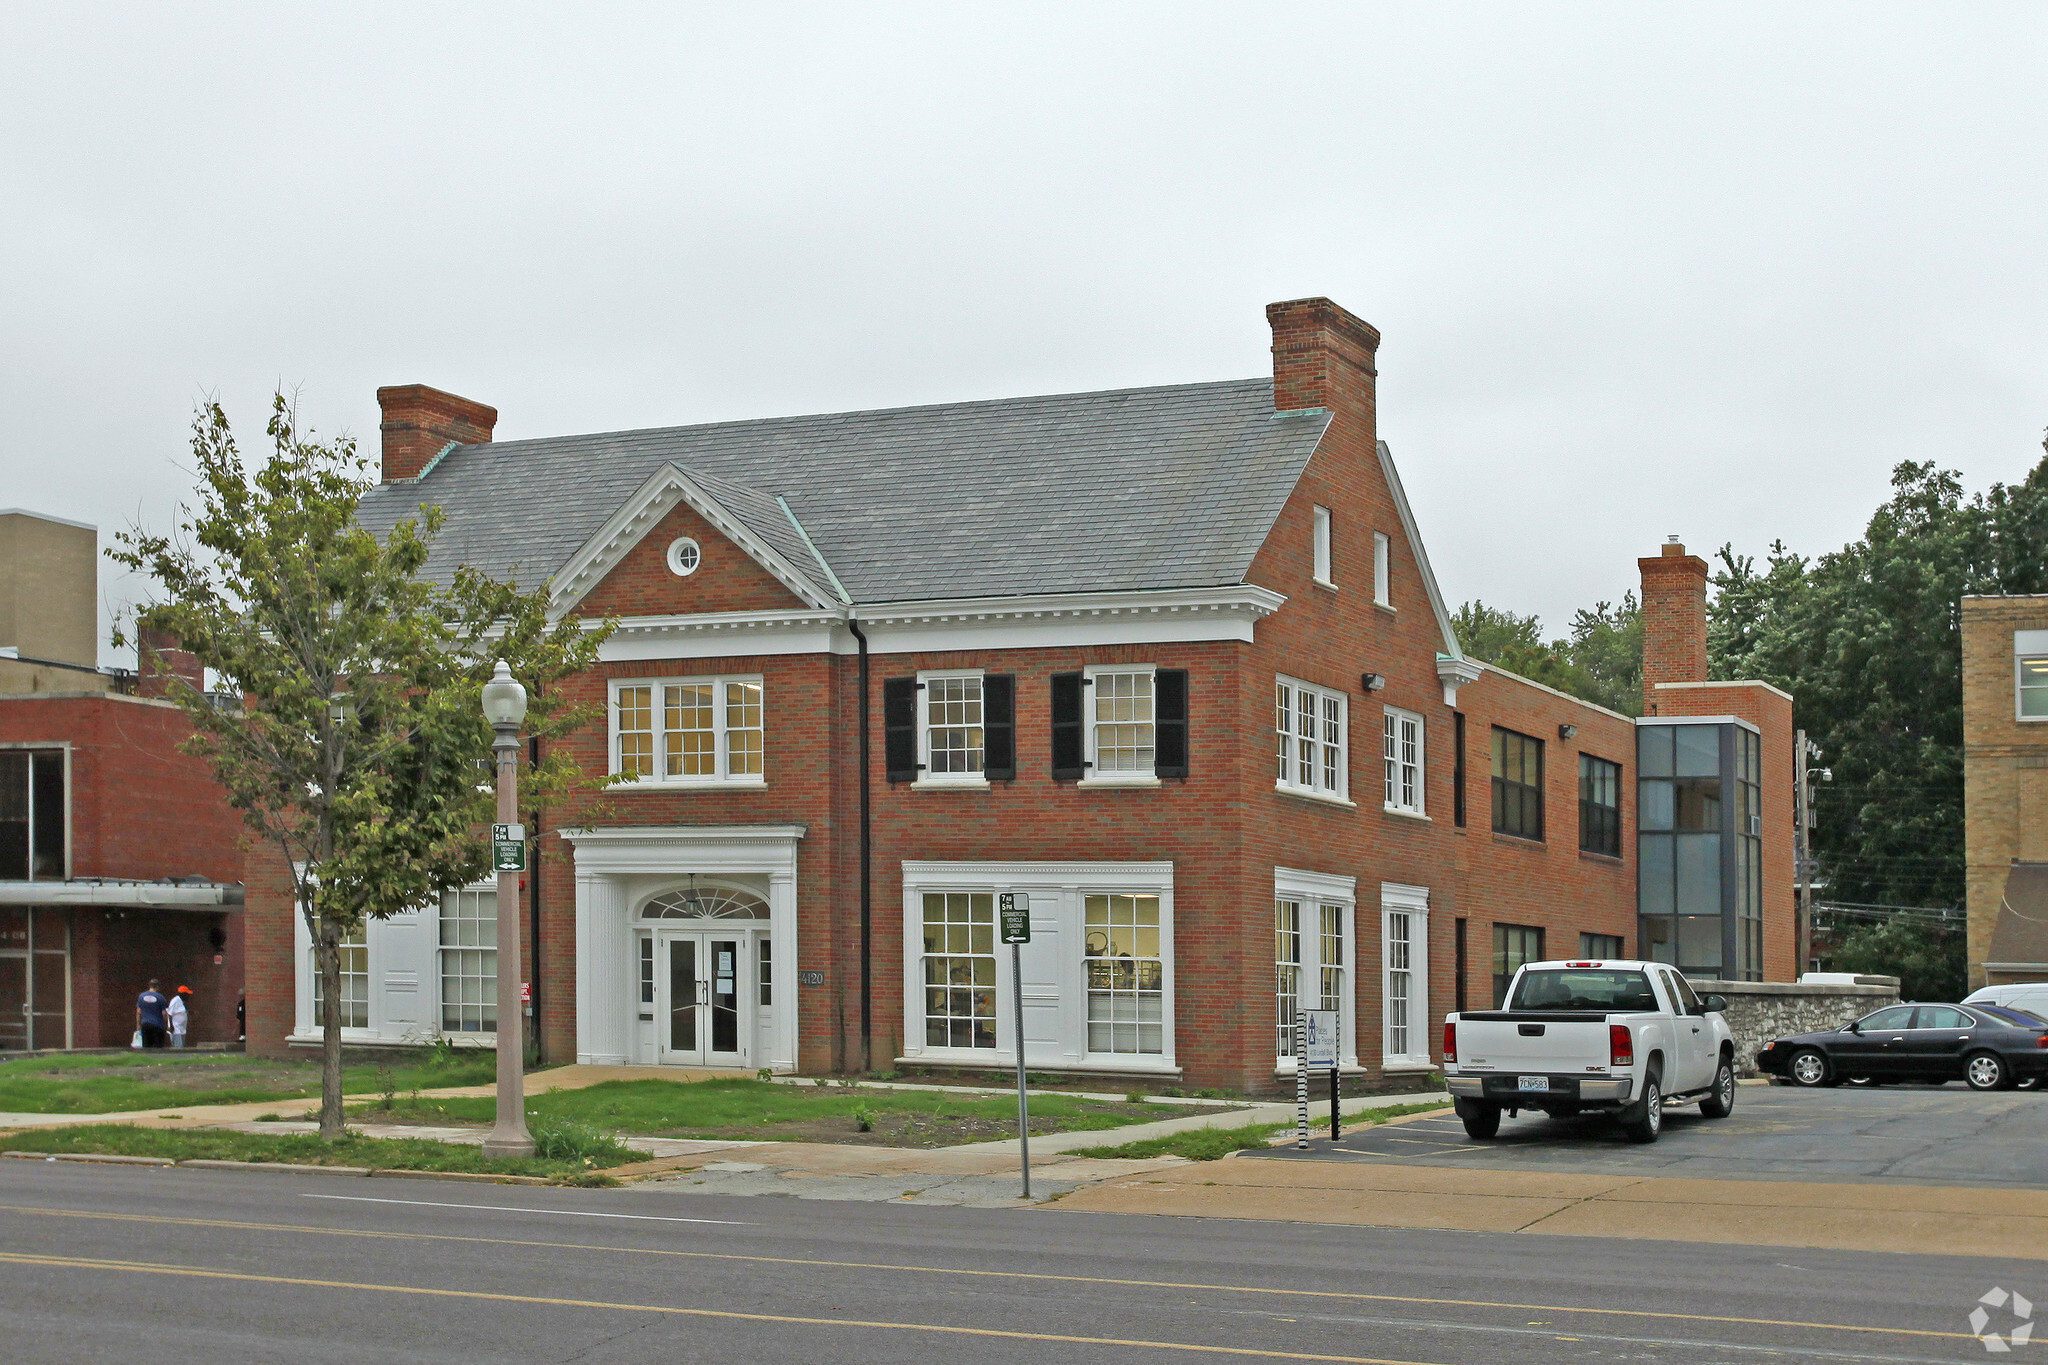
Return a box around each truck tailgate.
[1454,1012,1611,1072]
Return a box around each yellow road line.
[0,1202,1965,1342]
[0,1251,1451,1365]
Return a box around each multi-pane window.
[2021,656,2048,718]
[311,926,369,1029]
[1384,910,1414,1058]
[1084,894,1164,1055]
[757,938,773,1006]
[1492,923,1544,1008]
[923,674,985,778]
[439,888,496,1033]
[1276,677,1347,799]
[613,677,765,784]
[1578,754,1622,857]
[1383,708,1423,814]
[1581,932,1626,958]
[0,749,66,881]
[1491,726,1544,840]
[1091,670,1155,773]
[1736,727,1763,980]
[921,893,995,1049]
[1275,898,1345,1059]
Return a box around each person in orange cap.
[167,986,192,1048]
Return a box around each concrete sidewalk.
[1048,1151,2048,1260]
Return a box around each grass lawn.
[0,1122,630,1184]
[1066,1102,1453,1161]
[0,1047,503,1115]
[352,1077,1213,1147]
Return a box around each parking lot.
[1255,1082,2048,1187]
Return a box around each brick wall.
[1961,596,2048,988]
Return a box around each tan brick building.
[1962,595,2048,988]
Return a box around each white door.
[657,931,751,1067]
[1660,968,1716,1091]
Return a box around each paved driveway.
[1252,1082,2048,1187]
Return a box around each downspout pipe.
[846,613,872,1074]
[528,734,542,1066]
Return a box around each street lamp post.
[480,661,535,1160]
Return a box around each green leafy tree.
[1816,915,1966,1002]
[1707,456,2048,913]
[1450,597,1641,716]
[111,395,612,1137]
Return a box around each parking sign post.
[999,892,1031,1198]
[1302,1009,1340,1146]
[1295,1012,1309,1148]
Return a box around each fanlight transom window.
[639,886,769,920]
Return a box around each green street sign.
[998,891,1030,944]
[491,823,527,872]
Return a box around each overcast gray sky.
[5,3,2045,662]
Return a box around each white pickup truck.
[1441,959,1738,1143]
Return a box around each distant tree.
[1706,457,2048,911]
[111,395,612,1138]
[1451,598,1640,715]
[1815,914,1965,1002]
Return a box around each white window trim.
[1382,706,1426,817]
[1381,881,1433,1070]
[2017,652,2048,722]
[1312,505,1335,588]
[1373,531,1392,608]
[912,668,990,788]
[898,860,1177,1075]
[607,674,768,789]
[1078,664,1160,788]
[1276,675,1349,802]
[1273,867,1357,1073]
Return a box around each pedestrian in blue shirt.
[136,980,169,1049]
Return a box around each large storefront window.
[311,926,369,1029]
[439,888,497,1033]
[1084,894,1163,1055]
[921,893,996,1049]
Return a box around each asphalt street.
[0,1159,2036,1365]
[1256,1085,2048,1187]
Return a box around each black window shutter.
[1050,672,1085,781]
[1154,668,1189,778]
[883,677,919,782]
[983,675,1016,781]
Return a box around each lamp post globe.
[480,659,534,1159]
[482,660,527,728]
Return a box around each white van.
[1963,982,2048,1019]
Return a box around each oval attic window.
[666,537,701,577]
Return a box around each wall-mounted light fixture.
[1361,672,1387,693]
[1558,723,1578,739]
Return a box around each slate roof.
[355,378,1331,606]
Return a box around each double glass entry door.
[659,933,749,1066]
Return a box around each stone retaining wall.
[1692,977,1900,1076]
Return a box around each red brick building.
[244,297,1797,1092]
[1,510,246,1050]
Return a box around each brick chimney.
[1267,297,1380,417]
[1639,536,1709,712]
[377,384,497,483]
[137,621,204,700]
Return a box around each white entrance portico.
[563,825,804,1070]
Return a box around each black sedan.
[1755,1002,2048,1091]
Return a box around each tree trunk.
[316,923,344,1141]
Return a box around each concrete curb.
[176,1160,372,1176]
[3,1150,174,1166]
[953,1090,1452,1156]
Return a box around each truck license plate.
[1516,1076,1550,1093]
